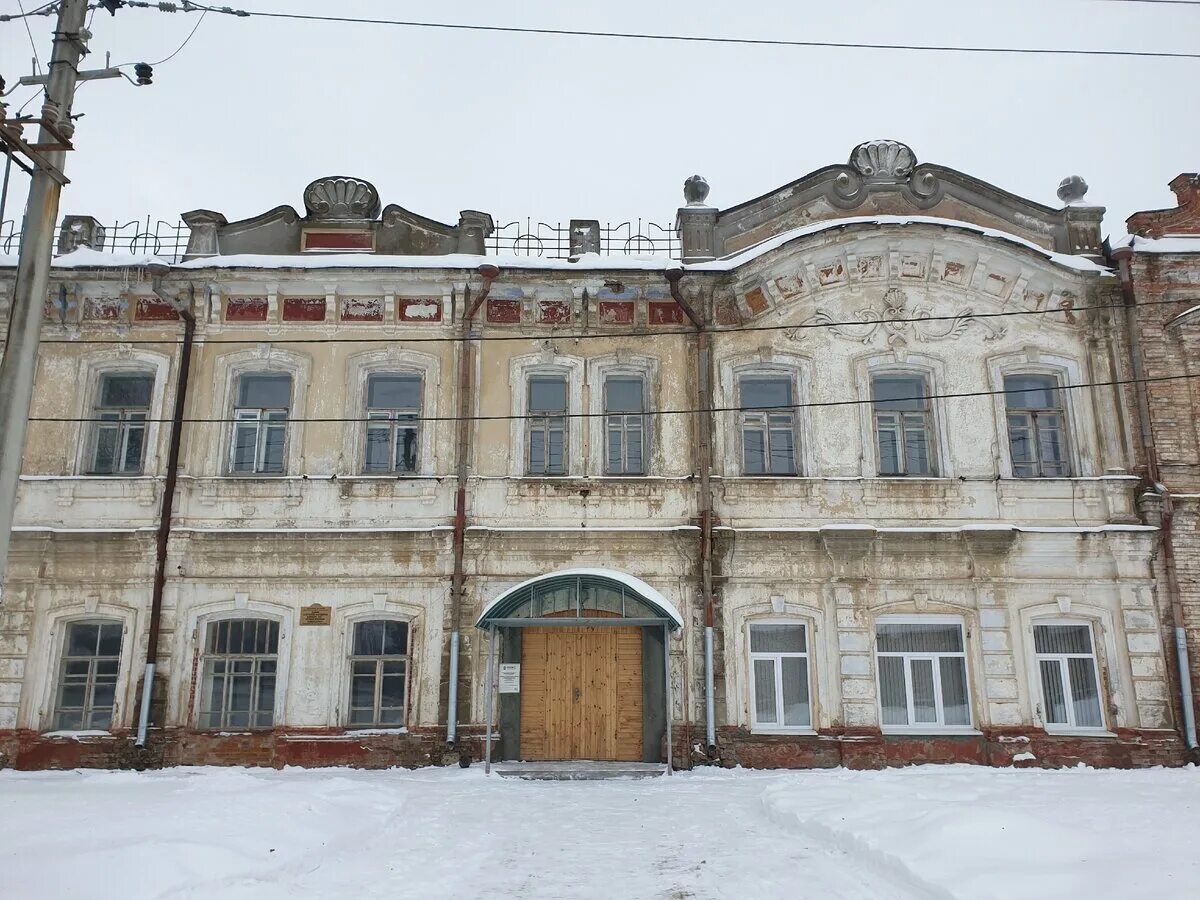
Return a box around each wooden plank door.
[519,626,643,761]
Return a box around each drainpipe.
[666,269,717,754]
[447,263,499,747]
[1113,249,1199,754]
[136,274,195,748]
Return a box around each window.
[739,377,797,475]
[364,373,421,474]
[876,620,971,729]
[348,619,409,727]
[526,376,568,475]
[1034,622,1104,730]
[53,620,122,730]
[872,373,934,476]
[199,618,279,729]
[88,373,153,474]
[1004,374,1069,477]
[230,374,291,474]
[604,377,645,475]
[749,623,811,730]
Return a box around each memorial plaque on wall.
[299,604,332,626]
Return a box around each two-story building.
[0,140,1185,770]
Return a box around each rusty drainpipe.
[666,268,717,753]
[136,274,196,748]
[1113,248,1198,754]
[447,263,500,748]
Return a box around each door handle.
[573,687,581,702]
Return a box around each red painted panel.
[226,297,268,322]
[282,297,327,321]
[538,300,571,324]
[487,297,521,324]
[135,297,180,321]
[648,300,685,325]
[303,231,374,251]
[398,298,443,322]
[341,297,384,322]
[598,301,635,325]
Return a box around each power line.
[14,0,44,74]
[133,2,1200,61]
[34,295,1198,347]
[26,371,1200,426]
[1093,1,1200,6]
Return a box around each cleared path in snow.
[0,767,921,900]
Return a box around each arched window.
[52,619,123,731]
[198,618,280,729]
[347,619,410,727]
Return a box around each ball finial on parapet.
[1057,175,1089,205]
[684,175,711,206]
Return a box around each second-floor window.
[89,373,153,475]
[527,376,567,476]
[1004,374,1070,477]
[604,376,645,475]
[739,377,796,475]
[231,373,292,475]
[872,373,935,476]
[365,374,421,474]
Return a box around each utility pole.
[0,0,91,599]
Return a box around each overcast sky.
[2,0,1197,245]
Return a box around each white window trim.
[211,347,311,477]
[747,618,815,735]
[72,350,171,477]
[716,351,814,477]
[586,353,660,477]
[34,605,138,733]
[987,351,1092,478]
[1031,617,1107,733]
[338,611,415,730]
[1021,612,1118,735]
[508,353,585,477]
[874,614,975,733]
[853,352,953,479]
[188,605,292,731]
[343,348,442,477]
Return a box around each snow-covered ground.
[1,764,1197,899]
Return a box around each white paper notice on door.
[498,663,521,693]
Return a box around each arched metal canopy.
[475,568,683,630]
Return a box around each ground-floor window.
[53,620,122,731]
[749,622,810,730]
[876,618,971,729]
[1034,621,1104,729]
[348,619,409,727]
[198,618,279,729]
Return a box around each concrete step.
[491,761,667,780]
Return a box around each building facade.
[0,140,1188,770]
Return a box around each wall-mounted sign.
[299,604,332,626]
[498,663,521,694]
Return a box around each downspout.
[666,269,717,754]
[447,263,499,748]
[136,275,195,748]
[1114,249,1199,753]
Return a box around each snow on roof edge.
[1111,234,1200,255]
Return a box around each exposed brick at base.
[0,727,488,772]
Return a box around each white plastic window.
[876,620,971,729]
[1034,621,1104,729]
[749,623,811,729]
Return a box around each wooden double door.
[519,625,643,761]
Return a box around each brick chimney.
[1127,173,1200,237]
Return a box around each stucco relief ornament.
[303,176,381,220]
[850,140,916,180]
[787,288,1007,346]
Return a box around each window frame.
[85,372,155,476]
[51,618,125,732]
[870,371,937,477]
[1032,617,1106,733]
[363,372,423,475]
[196,616,282,731]
[874,615,975,733]
[747,619,814,734]
[987,352,1090,479]
[211,348,311,478]
[525,374,570,476]
[1003,372,1072,478]
[346,617,411,729]
[737,374,799,476]
[73,352,170,477]
[717,354,812,478]
[228,372,293,476]
[602,375,648,476]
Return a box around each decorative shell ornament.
[303,176,381,220]
[849,140,917,180]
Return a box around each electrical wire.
[0,0,59,24]
[134,1,1200,61]
[34,295,1199,346]
[25,370,1200,425]
[14,0,44,74]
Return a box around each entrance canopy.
[476,568,683,631]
